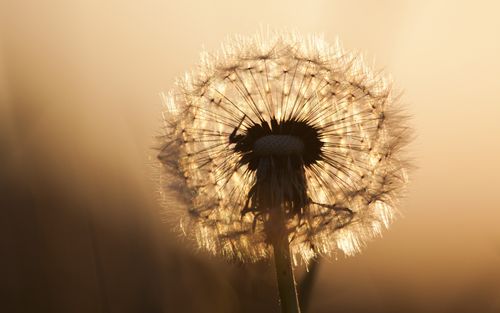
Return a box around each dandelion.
[158,31,410,312]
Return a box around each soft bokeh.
[1,1,499,312]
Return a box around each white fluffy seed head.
[158,31,412,265]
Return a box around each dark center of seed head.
[253,135,304,156]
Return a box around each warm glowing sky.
[1,0,499,312]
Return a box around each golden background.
[1,1,499,312]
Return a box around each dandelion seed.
[157,33,410,311]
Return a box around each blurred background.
[1,0,499,312]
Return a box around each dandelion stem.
[272,228,301,313]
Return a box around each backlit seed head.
[158,31,411,264]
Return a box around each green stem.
[272,233,301,313]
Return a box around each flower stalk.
[270,210,301,313]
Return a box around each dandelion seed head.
[158,31,411,264]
